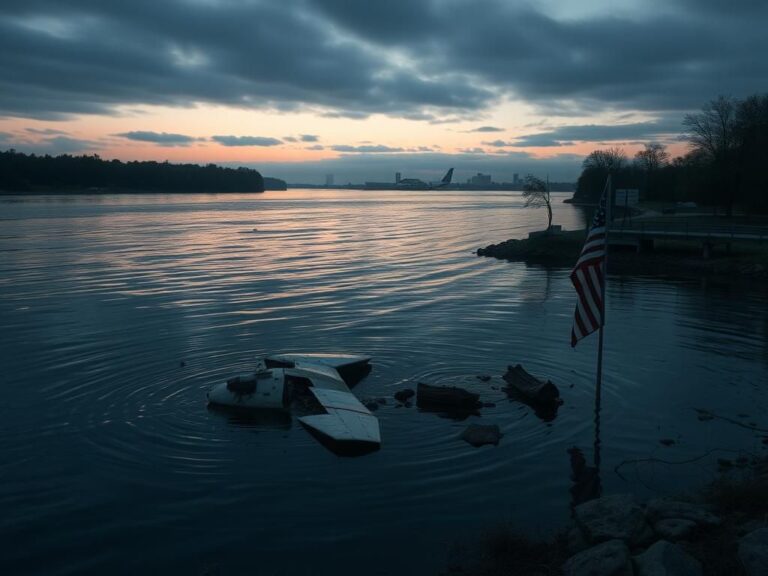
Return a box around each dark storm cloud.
[2,133,98,154]
[310,0,767,112]
[0,0,493,120]
[0,0,764,120]
[469,126,504,133]
[510,121,680,147]
[115,131,198,146]
[432,3,766,112]
[211,135,282,147]
[26,127,69,135]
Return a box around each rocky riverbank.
[476,230,768,280]
[444,459,768,575]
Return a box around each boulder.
[567,526,591,556]
[575,494,653,547]
[394,388,415,403]
[562,540,633,576]
[633,540,702,576]
[738,527,768,576]
[653,519,697,541]
[645,499,721,527]
[503,363,560,405]
[459,424,502,447]
[416,382,480,409]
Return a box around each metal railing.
[609,220,768,242]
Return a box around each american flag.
[570,184,608,347]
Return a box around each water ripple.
[1,190,766,576]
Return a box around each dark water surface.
[1,190,767,575]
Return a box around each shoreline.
[0,187,267,195]
[477,230,768,280]
[445,456,768,575]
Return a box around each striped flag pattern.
[570,187,608,347]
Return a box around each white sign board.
[615,189,639,206]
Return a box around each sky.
[1,0,765,184]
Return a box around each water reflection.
[0,190,766,576]
[207,404,292,430]
[568,446,601,507]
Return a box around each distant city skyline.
[1,0,765,183]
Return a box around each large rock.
[459,424,502,447]
[653,519,697,541]
[567,526,591,556]
[575,494,653,547]
[562,540,633,576]
[633,540,702,576]
[645,499,721,527]
[416,382,480,409]
[738,527,768,576]
[503,363,560,404]
[393,388,415,404]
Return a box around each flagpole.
[593,174,611,475]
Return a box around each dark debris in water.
[696,409,715,421]
[394,388,415,404]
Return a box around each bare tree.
[582,147,627,172]
[522,174,552,230]
[634,143,669,172]
[683,96,739,215]
[683,96,737,162]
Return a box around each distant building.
[513,173,520,185]
[468,172,492,186]
[395,172,401,183]
[325,174,334,186]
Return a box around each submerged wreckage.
[208,353,380,455]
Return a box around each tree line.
[0,150,265,193]
[573,93,768,215]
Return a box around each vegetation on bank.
[0,150,272,193]
[572,93,768,215]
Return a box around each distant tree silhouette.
[634,143,670,201]
[683,96,739,215]
[575,147,629,202]
[733,93,768,213]
[582,147,627,172]
[570,93,768,214]
[634,143,669,172]
[0,150,265,193]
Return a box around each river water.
[1,190,767,575]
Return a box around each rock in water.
[459,424,502,447]
[633,540,702,576]
[574,494,652,547]
[416,382,480,409]
[394,389,415,404]
[645,499,721,527]
[503,363,560,405]
[653,519,697,541]
[562,539,633,576]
